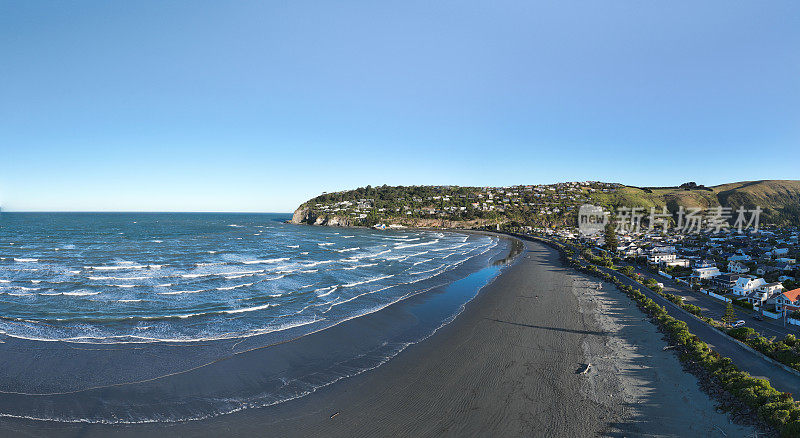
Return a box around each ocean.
[0,213,510,423]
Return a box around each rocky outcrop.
[291,205,355,227]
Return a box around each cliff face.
[291,205,355,227]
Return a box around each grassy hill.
[589,180,800,226]
[293,180,800,228]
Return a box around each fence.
[700,289,732,303]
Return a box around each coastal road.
[525,235,800,394]
[621,262,797,339]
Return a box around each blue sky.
[1,1,798,212]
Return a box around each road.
[517,234,800,394]
[620,261,797,340]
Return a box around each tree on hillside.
[722,300,737,326]
[604,222,618,252]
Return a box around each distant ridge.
[292,180,800,228]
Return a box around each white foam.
[394,239,438,249]
[409,265,444,275]
[242,257,289,265]
[217,282,255,291]
[63,291,100,296]
[287,245,299,248]
[303,260,336,268]
[158,289,205,295]
[87,275,152,281]
[342,274,394,288]
[224,303,272,314]
[335,247,360,253]
[315,286,337,297]
[181,273,214,278]
[13,258,38,262]
[84,265,147,271]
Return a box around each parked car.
[753,315,763,321]
[733,320,746,328]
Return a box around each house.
[649,253,677,264]
[692,266,721,280]
[728,261,750,274]
[666,259,691,268]
[772,248,790,257]
[732,277,766,297]
[746,282,784,306]
[712,274,742,291]
[773,288,800,312]
[695,260,716,269]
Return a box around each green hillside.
[590,180,800,226]
[292,180,800,228]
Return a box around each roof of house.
[780,288,800,303]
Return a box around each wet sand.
[0,239,754,437]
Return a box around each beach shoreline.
[1,238,755,437]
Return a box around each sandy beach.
[1,238,755,437]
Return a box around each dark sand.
[1,239,754,437]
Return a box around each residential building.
[732,277,767,297]
[728,261,749,274]
[773,288,800,312]
[712,274,742,291]
[666,259,690,268]
[649,253,677,264]
[692,266,721,280]
[746,282,784,306]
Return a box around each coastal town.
[296,180,800,331]
[570,225,800,321]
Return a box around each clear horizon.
[2,1,798,212]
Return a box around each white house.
[728,261,750,274]
[746,282,784,306]
[692,266,721,280]
[732,277,766,297]
[649,253,677,264]
[666,259,691,268]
